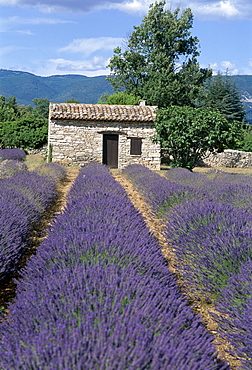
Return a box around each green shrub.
[0,114,48,149]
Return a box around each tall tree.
[199,72,246,123]
[107,1,211,107]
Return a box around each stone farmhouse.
[48,102,160,170]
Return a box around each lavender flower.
[0,165,65,282]
[0,162,228,369]
[0,148,26,161]
[123,163,252,365]
[214,260,252,369]
[165,199,252,298]
[0,159,28,179]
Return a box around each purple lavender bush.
[0,159,28,179]
[0,171,57,213]
[0,148,26,161]
[0,165,65,282]
[0,187,40,225]
[165,167,211,188]
[165,169,252,213]
[210,170,252,186]
[124,166,252,298]
[0,162,229,369]
[0,200,30,281]
[165,199,252,299]
[214,260,252,369]
[123,164,252,366]
[198,181,252,212]
[123,164,207,216]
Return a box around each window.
[130,138,142,155]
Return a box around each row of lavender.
[123,165,252,369]
[0,162,228,369]
[0,149,66,282]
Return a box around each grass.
[25,154,46,171]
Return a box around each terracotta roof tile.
[49,103,158,122]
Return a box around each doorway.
[103,134,118,168]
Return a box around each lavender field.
[0,149,66,283]
[0,161,228,369]
[123,164,252,369]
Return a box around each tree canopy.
[98,92,141,105]
[64,98,80,104]
[199,72,246,123]
[107,1,212,108]
[154,106,242,170]
[0,96,48,149]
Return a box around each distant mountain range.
[0,69,113,106]
[0,69,251,121]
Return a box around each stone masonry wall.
[48,119,160,170]
[202,149,252,168]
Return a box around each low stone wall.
[202,149,252,168]
[26,145,47,156]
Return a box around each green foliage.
[154,105,242,170]
[199,72,246,123]
[0,95,19,121]
[0,105,16,122]
[0,95,33,122]
[98,92,141,105]
[0,95,48,149]
[32,98,49,119]
[64,98,80,103]
[0,114,48,149]
[237,124,252,152]
[107,1,212,107]
[48,143,53,162]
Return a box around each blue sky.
[0,0,251,77]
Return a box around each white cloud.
[208,60,239,75]
[1,0,251,19]
[220,60,236,70]
[111,0,152,15]
[188,0,241,19]
[59,37,123,56]
[16,29,34,35]
[45,57,110,76]
[0,15,74,32]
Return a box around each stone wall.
[48,119,160,170]
[202,149,252,168]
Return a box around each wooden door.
[103,134,118,168]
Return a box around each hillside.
[0,69,251,120]
[0,69,113,106]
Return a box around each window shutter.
[130,138,142,155]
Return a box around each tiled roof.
[49,103,158,122]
